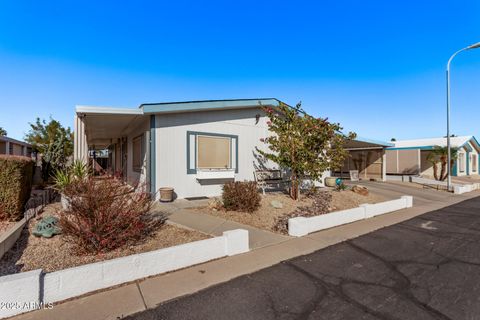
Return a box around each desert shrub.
[273,191,332,234]
[53,160,91,193]
[0,155,34,221]
[60,177,161,254]
[222,181,261,213]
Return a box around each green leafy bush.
[222,181,261,213]
[0,155,34,221]
[336,182,348,191]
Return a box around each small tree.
[257,102,356,200]
[0,127,7,136]
[25,117,73,181]
[426,146,458,181]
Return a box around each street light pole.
[446,42,480,192]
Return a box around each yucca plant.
[53,169,72,192]
[71,160,89,181]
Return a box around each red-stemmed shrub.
[60,177,161,254]
[222,181,261,213]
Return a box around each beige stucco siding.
[386,149,420,175]
[386,150,398,173]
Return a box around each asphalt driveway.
[127,195,480,320]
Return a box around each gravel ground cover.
[0,221,16,237]
[0,202,210,276]
[190,188,386,233]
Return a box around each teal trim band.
[186,131,195,174]
[462,143,473,152]
[150,115,156,195]
[186,131,239,174]
[387,146,435,151]
[355,136,394,147]
[452,160,458,176]
[466,151,470,175]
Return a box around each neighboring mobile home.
[334,138,394,181]
[386,136,480,177]
[73,98,331,200]
[0,136,33,157]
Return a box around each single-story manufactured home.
[386,136,480,177]
[0,136,33,157]
[74,98,335,200]
[334,138,394,181]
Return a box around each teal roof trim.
[387,146,435,151]
[355,136,394,147]
[141,98,281,114]
[460,136,480,152]
[461,143,473,152]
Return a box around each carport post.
[446,42,480,191]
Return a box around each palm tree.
[426,146,458,181]
[0,127,6,136]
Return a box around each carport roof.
[140,98,282,114]
[76,98,284,116]
[345,137,394,150]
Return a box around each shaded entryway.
[334,138,393,181]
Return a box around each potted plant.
[53,169,72,209]
[53,160,90,209]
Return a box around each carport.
[73,106,150,185]
[334,138,394,181]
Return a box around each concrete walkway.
[13,189,480,320]
[154,199,290,250]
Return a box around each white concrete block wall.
[0,218,26,260]
[0,229,249,318]
[0,269,42,318]
[288,196,413,237]
[361,197,411,219]
[42,230,248,303]
[223,229,249,256]
[309,207,366,232]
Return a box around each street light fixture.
[446,42,480,191]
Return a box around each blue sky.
[0,0,479,141]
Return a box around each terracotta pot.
[159,187,174,202]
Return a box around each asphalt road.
[127,195,480,320]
